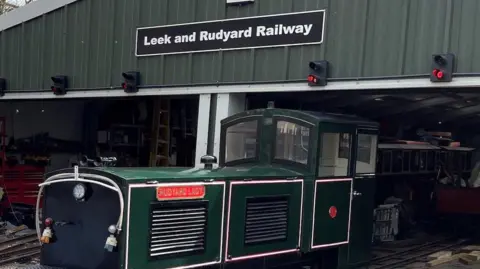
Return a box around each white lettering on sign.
[174,32,197,43]
[199,27,253,42]
[136,10,325,56]
[144,35,172,46]
[256,24,313,37]
[143,24,313,47]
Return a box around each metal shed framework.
[2,0,480,97]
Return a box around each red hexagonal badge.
[329,206,338,219]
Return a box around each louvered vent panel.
[149,201,208,259]
[244,196,289,245]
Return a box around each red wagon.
[0,117,45,226]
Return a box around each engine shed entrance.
[240,87,480,268]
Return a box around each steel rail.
[0,243,40,258]
[0,234,37,251]
[370,236,453,263]
[0,248,41,266]
[368,238,470,269]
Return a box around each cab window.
[318,133,351,177]
[274,120,310,165]
[356,134,378,174]
[225,120,258,163]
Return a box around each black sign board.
[135,10,325,57]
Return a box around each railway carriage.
[33,108,380,269]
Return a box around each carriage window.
[356,134,378,174]
[318,133,351,177]
[274,121,310,165]
[225,120,258,163]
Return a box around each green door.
[347,129,378,265]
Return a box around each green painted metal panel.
[299,180,315,252]
[3,0,480,91]
[347,177,376,265]
[225,180,303,259]
[311,180,351,247]
[127,184,224,269]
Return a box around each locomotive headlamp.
[73,183,87,200]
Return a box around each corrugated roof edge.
[0,0,77,32]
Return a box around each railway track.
[367,237,471,269]
[0,232,41,267]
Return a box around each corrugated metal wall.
[1,0,480,91]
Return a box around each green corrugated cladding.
[1,0,480,91]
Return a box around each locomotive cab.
[35,108,379,269]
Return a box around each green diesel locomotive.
[34,108,379,269]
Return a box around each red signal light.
[436,71,444,79]
[430,54,454,82]
[307,75,317,84]
[432,69,444,79]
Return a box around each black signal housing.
[308,60,329,86]
[121,71,140,93]
[430,53,455,82]
[51,75,68,95]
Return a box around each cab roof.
[221,108,379,129]
[47,165,305,184]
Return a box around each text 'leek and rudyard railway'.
[135,10,325,56]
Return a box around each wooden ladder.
[149,97,171,167]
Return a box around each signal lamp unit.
[307,60,329,86]
[430,53,455,82]
[51,75,68,95]
[121,71,140,93]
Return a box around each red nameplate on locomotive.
[156,185,206,201]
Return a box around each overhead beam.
[2,77,480,100]
[403,102,480,129]
[375,96,455,117]
[320,94,387,108]
[439,103,480,122]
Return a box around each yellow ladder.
[149,97,170,167]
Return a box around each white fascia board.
[0,0,77,32]
[1,76,480,100]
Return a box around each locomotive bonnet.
[34,108,379,269]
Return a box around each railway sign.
[136,10,326,56]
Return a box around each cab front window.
[274,120,310,165]
[225,120,258,163]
